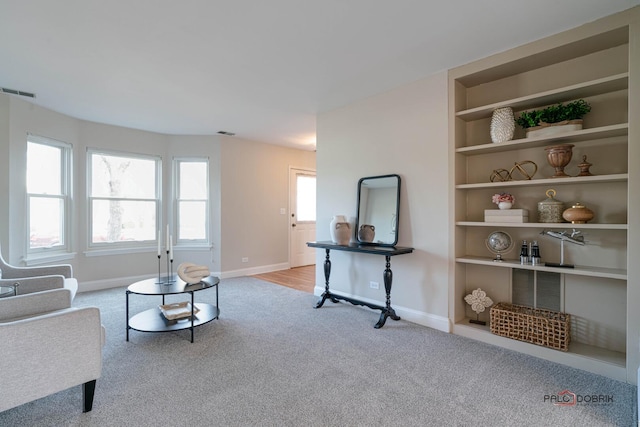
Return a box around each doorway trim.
[288,166,316,268]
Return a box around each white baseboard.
[79,273,153,293]
[77,263,291,292]
[313,286,450,333]
[219,262,289,279]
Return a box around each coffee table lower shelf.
[128,303,219,335]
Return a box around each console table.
[307,241,414,328]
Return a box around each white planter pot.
[526,120,583,138]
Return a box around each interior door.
[289,168,316,267]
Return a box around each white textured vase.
[498,202,513,210]
[490,107,515,143]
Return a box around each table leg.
[315,249,339,308]
[215,281,219,319]
[374,255,401,329]
[126,290,130,341]
[190,291,195,343]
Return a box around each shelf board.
[456,173,628,189]
[456,221,628,230]
[455,123,628,155]
[456,256,627,280]
[452,321,626,380]
[455,73,629,121]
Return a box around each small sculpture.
[464,288,494,325]
[577,155,593,176]
[541,229,586,268]
[177,262,211,284]
[490,160,538,182]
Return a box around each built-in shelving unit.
[448,8,639,383]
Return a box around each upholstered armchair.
[0,288,104,412]
[0,247,78,299]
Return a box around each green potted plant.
[516,99,591,138]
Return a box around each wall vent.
[1,87,36,98]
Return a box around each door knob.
[291,224,296,227]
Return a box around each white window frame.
[87,149,162,252]
[173,157,210,246]
[26,134,73,257]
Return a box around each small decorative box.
[484,209,529,223]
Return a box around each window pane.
[27,142,62,195]
[29,197,63,248]
[91,200,156,243]
[91,154,156,198]
[179,201,206,240]
[179,162,207,199]
[296,175,316,221]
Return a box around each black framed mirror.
[355,174,401,246]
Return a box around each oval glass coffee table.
[126,275,219,343]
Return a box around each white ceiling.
[1,1,638,150]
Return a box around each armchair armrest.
[3,263,72,279]
[0,275,65,296]
[0,289,71,322]
[0,305,103,412]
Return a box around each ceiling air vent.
[217,131,235,136]
[1,87,36,98]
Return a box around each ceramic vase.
[545,144,574,178]
[330,215,350,245]
[537,189,564,223]
[490,107,515,143]
[333,222,351,245]
[358,224,375,243]
[562,202,594,224]
[498,202,512,210]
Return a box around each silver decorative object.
[541,229,586,268]
[490,107,515,143]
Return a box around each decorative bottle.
[531,241,541,266]
[520,240,529,265]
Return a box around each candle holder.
[156,254,162,284]
[165,250,175,284]
[155,251,176,285]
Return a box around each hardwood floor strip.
[252,265,316,293]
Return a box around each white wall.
[316,71,450,330]
[0,93,315,289]
[220,137,316,275]
[0,96,10,249]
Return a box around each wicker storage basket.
[490,302,570,351]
